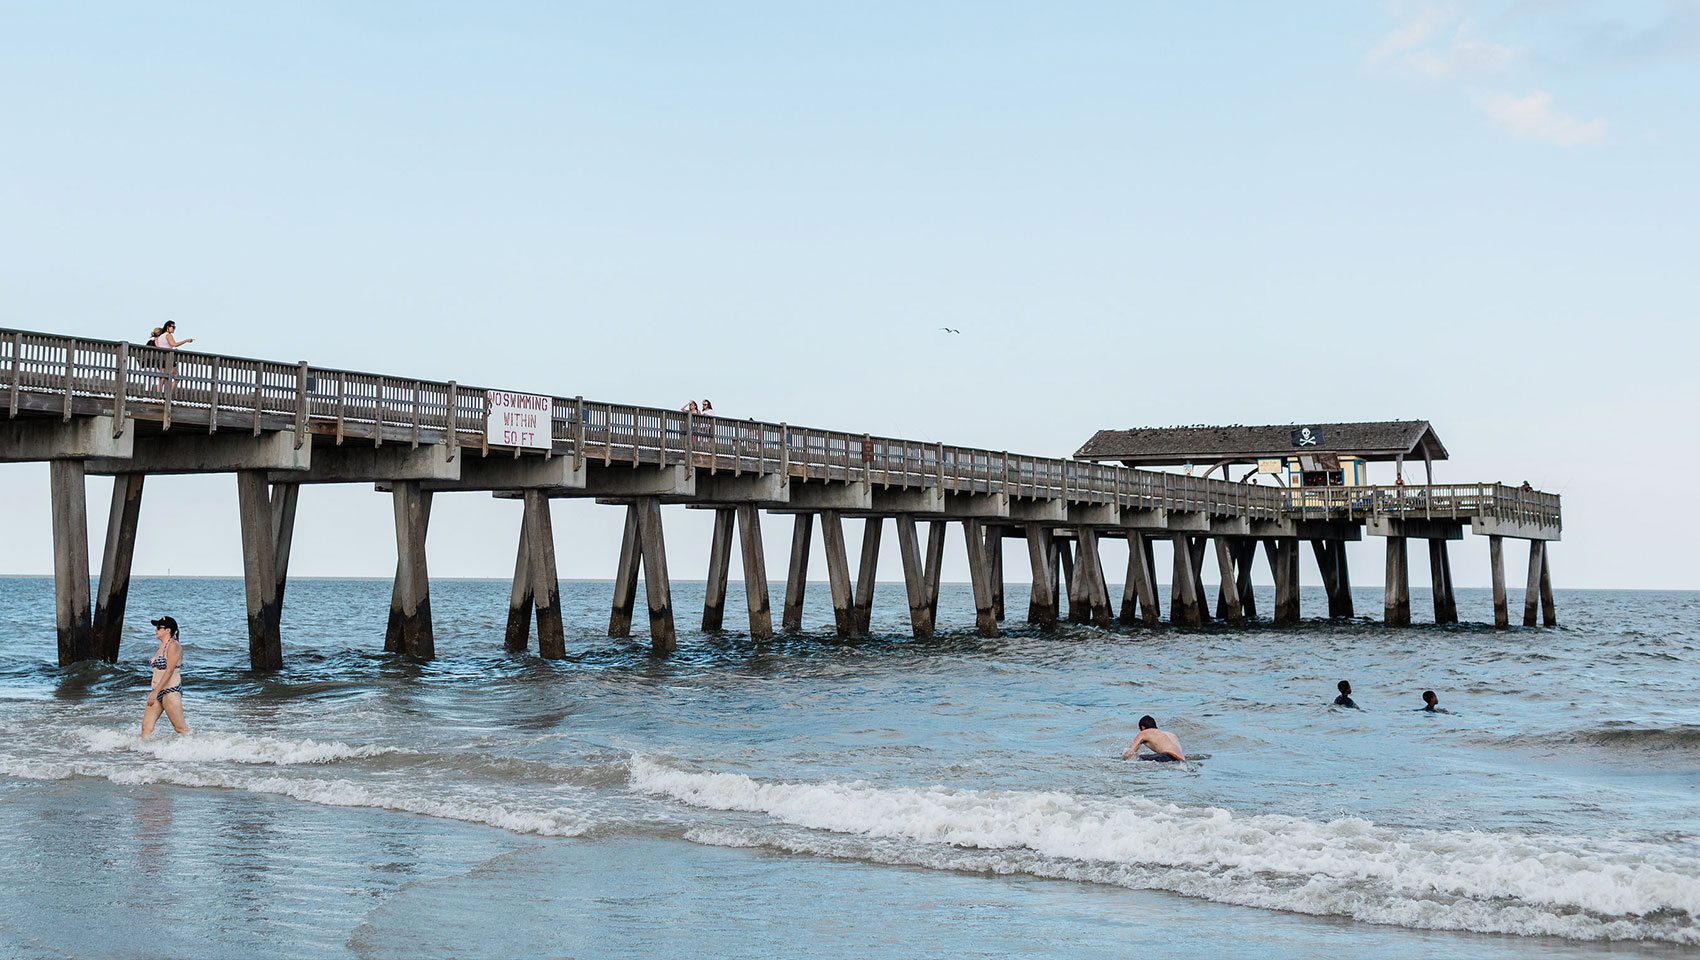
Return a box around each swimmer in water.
[1333,680,1359,709]
[1123,715,1185,762]
[1418,690,1443,712]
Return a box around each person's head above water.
[1338,680,1351,696]
[1423,690,1438,706]
[1138,715,1157,730]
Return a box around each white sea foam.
[634,757,1700,944]
[74,727,406,765]
[0,756,594,838]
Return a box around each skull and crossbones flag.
[1291,426,1324,448]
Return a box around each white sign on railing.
[486,391,551,449]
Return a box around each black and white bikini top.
[149,643,181,672]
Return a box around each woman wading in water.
[142,616,190,738]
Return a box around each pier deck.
[2,329,1562,667]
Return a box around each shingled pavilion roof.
[1073,421,1449,467]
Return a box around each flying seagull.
[939,327,961,334]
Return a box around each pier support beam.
[384,486,431,654]
[1540,545,1556,627]
[702,507,735,632]
[1384,536,1411,627]
[1312,539,1354,618]
[1278,538,1300,624]
[987,525,1005,622]
[1524,540,1556,627]
[737,505,773,639]
[92,473,145,663]
[1026,526,1058,629]
[896,515,935,638]
[924,520,945,625]
[269,482,299,640]
[50,460,93,665]
[1075,527,1113,627]
[1428,538,1457,625]
[386,480,434,660]
[782,513,812,633]
[505,517,533,652]
[1215,536,1244,627]
[610,505,642,639]
[1332,540,1353,617]
[236,470,284,669]
[1234,539,1258,620]
[962,518,999,637]
[1490,535,1509,629]
[1120,530,1160,627]
[1169,533,1202,628]
[853,517,882,634]
[1190,536,1212,622]
[524,490,565,658]
[636,498,676,652]
[1057,540,1077,623]
[820,510,858,639]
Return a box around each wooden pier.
[0,329,1563,668]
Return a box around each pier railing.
[1,329,1559,532]
[1279,483,1562,528]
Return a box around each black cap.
[150,616,179,634]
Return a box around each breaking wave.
[631,756,1700,944]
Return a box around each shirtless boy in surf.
[1123,715,1185,762]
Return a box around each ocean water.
[0,576,1696,959]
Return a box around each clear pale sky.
[2,1,1696,591]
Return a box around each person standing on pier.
[145,321,193,396]
[149,320,193,350]
[141,616,190,738]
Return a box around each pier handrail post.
[62,337,76,421]
[207,355,220,433]
[573,395,585,470]
[685,409,695,477]
[779,422,789,477]
[445,380,458,461]
[251,362,262,436]
[113,342,128,436]
[411,380,422,448]
[335,371,346,445]
[295,361,309,448]
[864,433,873,484]
[8,330,21,418]
[936,442,945,491]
